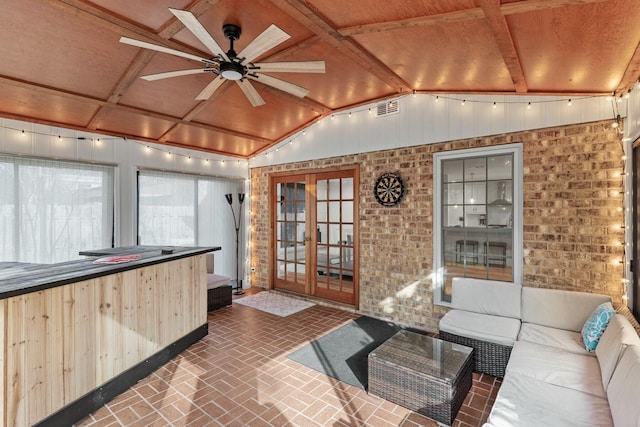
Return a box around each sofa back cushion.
[521,287,611,332]
[607,344,640,427]
[452,278,522,319]
[595,314,640,390]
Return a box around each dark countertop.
[0,245,221,300]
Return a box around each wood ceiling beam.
[337,0,606,37]
[500,0,608,15]
[39,0,213,55]
[56,0,222,129]
[0,75,271,144]
[267,0,411,93]
[338,8,484,36]
[477,0,528,93]
[615,41,640,97]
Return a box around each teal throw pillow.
[581,302,615,352]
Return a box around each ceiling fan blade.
[120,36,208,63]
[141,69,210,81]
[195,76,225,100]
[236,80,266,107]
[238,24,290,64]
[248,74,309,98]
[169,8,229,61]
[253,61,325,73]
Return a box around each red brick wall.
[250,120,625,331]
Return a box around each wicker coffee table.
[368,330,474,426]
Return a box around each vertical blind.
[137,170,243,278]
[0,155,114,263]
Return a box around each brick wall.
[250,120,625,332]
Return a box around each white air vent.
[376,100,400,117]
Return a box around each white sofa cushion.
[506,340,605,397]
[596,314,640,390]
[607,344,640,427]
[207,274,231,289]
[206,252,231,289]
[439,309,521,346]
[452,278,522,318]
[521,287,611,332]
[518,323,593,356]
[485,373,613,427]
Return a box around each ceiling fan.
[120,8,325,107]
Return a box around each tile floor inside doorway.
[77,290,501,426]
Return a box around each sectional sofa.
[438,278,640,426]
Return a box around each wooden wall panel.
[1,254,207,427]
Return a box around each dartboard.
[374,172,406,207]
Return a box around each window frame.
[433,143,524,306]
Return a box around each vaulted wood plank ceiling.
[0,0,638,158]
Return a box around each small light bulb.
[493,102,497,109]
[527,102,532,109]
[435,96,439,102]
[461,100,466,106]
[567,99,572,106]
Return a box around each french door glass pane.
[275,181,306,285]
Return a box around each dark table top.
[0,245,220,300]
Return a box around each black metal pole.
[226,193,245,295]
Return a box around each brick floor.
[76,290,500,426]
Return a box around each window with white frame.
[0,154,114,263]
[433,144,523,305]
[137,170,244,278]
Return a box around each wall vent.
[376,100,400,117]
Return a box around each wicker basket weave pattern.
[439,330,512,378]
[207,285,232,311]
[368,331,474,425]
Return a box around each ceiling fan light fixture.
[220,61,245,80]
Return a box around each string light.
[1,124,242,167]
[250,92,619,160]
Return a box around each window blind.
[0,155,114,263]
[137,170,243,278]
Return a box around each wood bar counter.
[0,246,218,427]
